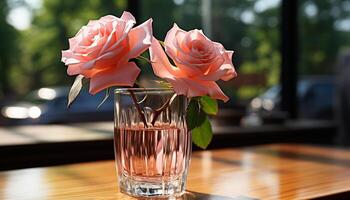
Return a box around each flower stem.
[129,90,148,128]
[136,55,153,63]
[158,40,165,47]
[151,93,177,126]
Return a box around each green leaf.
[97,88,110,109]
[186,98,214,149]
[191,115,213,149]
[186,98,205,130]
[67,75,84,108]
[154,80,173,89]
[199,96,218,115]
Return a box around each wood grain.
[1,144,350,199]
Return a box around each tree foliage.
[1,0,350,100]
[8,0,127,95]
[0,0,18,97]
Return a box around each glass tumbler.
[114,88,191,198]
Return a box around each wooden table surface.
[1,144,350,200]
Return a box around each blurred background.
[1,0,350,152]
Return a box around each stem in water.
[129,90,148,128]
[151,93,177,126]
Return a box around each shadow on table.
[136,191,258,200]
[183,191,258,200]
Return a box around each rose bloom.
[61,12,152,94]
[150,24,237,102]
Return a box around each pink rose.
[61,12,153,94]
[149,24,236,102]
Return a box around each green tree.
[299,0,350,74]
[0,0,18,97]
[10,0,127,94]
[5,0,350,100]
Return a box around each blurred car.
[247,76,335,121]
[0,87,116,125]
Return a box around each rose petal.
[165,26,194,63]
[99,21,123,54]
[82,40,129,70]
[98,14,135,54]
[100,15,119,23]
[166,77,229,102]
[203,81,229,102]
[165,77,207,97]
[89,61,141,94]
[62,13,142,90]
[220,50,237,81]
[127,18,153,59]
[62,50,77,64]
[67,64,82,76]
[164,24,182,51]
[195,57,228,81]
[120,11,137,38]
[149,37,182,78]
[68,27,85,50]
[174,47,222,75]
[61,50,93,65]
[150,24,235,101]
[87,19,98,27]
[68,38,78,50]
[168,31,204,76]
[104,21,133,53]
[120,11,136,24]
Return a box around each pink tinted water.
[114,125,191,182]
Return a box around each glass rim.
[114,87,174,93]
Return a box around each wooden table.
[0,121,336,170]
[1,144,350,200]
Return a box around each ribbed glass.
[113,88,191,198]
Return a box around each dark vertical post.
[127,0,140,21]
[280,0,298,118]
[0,66,9,96]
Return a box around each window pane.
[298,0,350,119]
[141,0,281,126]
